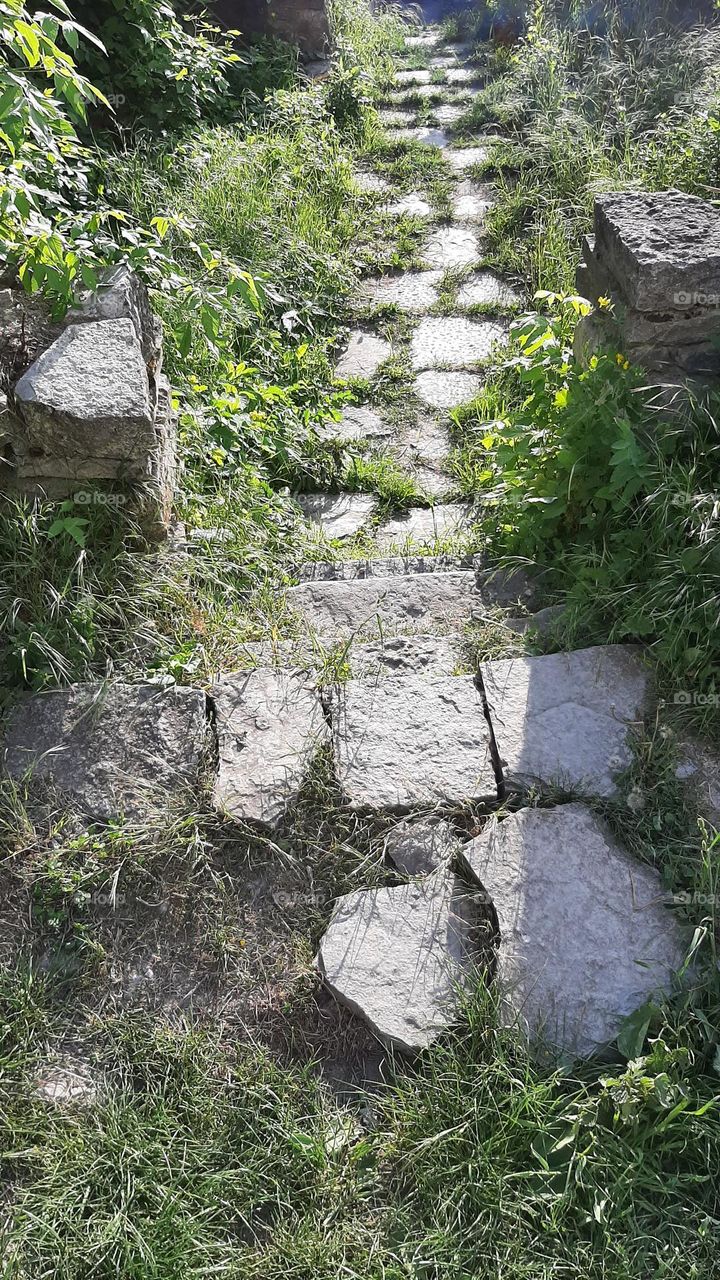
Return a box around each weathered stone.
[358,271,442,313]
[376,503,474,551]
[457,273,523,309]
[395,68,432,84]
[295,492,376,538]
[354,171,391,194]
[423,226,480,269]
[433,103,464,125]
[349,634,464,678]
[503,604,565,640]
[69,264,161,367]
[593,190,720,313]
[331,673,498,809]
[288,569,483,641]
[460,804,686,1057]
[320,405,392,442]
[36,1059,98,1107]
[675,736,720,829]
[385,818,459,876]
[386,192,432,218]
[411,317,506,369]
[446,67,479,83]
[379,109,415,128]
[404,32,440,48]
[14,320,155,469]
[2,682,207,822]
[412,464,452,499]
[453,181,494,222]
[212,669,328,829]
[414,370,483,408]
[447,147,491,171]
[297,552,488,581]
[335,331,392,379]
[481,645,651,798]
[409,126,451,147]
[317,867,480,1052]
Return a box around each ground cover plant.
[0,2,718,1278]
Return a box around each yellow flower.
[615,352,625,365]
[623,359,630,370]
[598,295,613,310]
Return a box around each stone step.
[296,551,489,581]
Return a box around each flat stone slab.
[394,418,451,473]
[2,683,207,822]
[457,273,523,308]
[358,271,442,313]
[415,370,483,408]
[446,67,478,83]
[212,669,328,830]
[385,817,459,876]
[295,492,376,538]
[447,147,491,171]
[460,804,686,1057]
[379,109,415,128]
[395,68,432,84]
[676,736,720,828]
[376,503,473,551]
[317,867,479,1052]
[15,319,154,465]
[433,103,464,125]
[297,552,487,581]
[349,635,464,678]
[288,570,483,641]
[354,172,391,194]
[411,316,507,369]
[331,673,498,809]
[336,331,391,379]
[423,226,480,269]
[594,190,720,312]
[452,181,494,222]
[386,192,432,218]
[321,404,392,442]
[481,645,651,798]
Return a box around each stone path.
[1,21,705,1065]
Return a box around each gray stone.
[415,370,483,408]
[385,818,459,876]
[358,271,442,313]
[69,264,161,367]
[404,32,440,48]
[410,126,451,147]
[297,552,487,581]
[394,418,451,475]
[14,320,155,469]
[457,273,523,309]
[386,192,432,218]
[331,673,498,809]
[2,682,207,822]
[354,171,391,194]
[411,317,507,369]
[412,465,453,499]
[317,867,480,1052]
[481,645,651,798]
[460,804,686,1057]
[452,181,494,222]
[335,331,392,379]
[423,226,480,269]
[350,634,464,678]
[675,736,720,829]
[320,405,392,442]
[446,67,479,83]
[447,147,491,171]
[375,503,474,551]
[503,605,565,640]
[36,1059,98,1107]
[212,669,328,830]
[395,68,432,84]
[379,109,415,128]
[593,190,720,313]
[433,104,464,125]
[288,569,483,641]
[295,492,376,538]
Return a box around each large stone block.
[2,682,208,822]
[68,264,162,369]
[460,805,687,1057]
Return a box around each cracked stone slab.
[320,404,392,442]
[415,369,483,408]
[335,331,392,379]
[452,181,495,222]
[386,192,432,218]
[412,465,453,499]
[423,226,480,269]
[295,492,376,538]
[394,417,451,471]
[358,271,443,313]
[385,818,460,876]
[460,804,686,1057]
[317,867,480,1052]
[375,503,474,551]
[212,669,328,830]
[349,634,464,679]
[14,319,154,467]
[447,147,491,171]
[411,316,507,369]
[457,273,523,309]
[481,645,651,798]
[2,683,208,823]
[331,673,498,809]
[288,570,483,641]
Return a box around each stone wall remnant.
[0,264,177,538]
[575,190,720,390]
